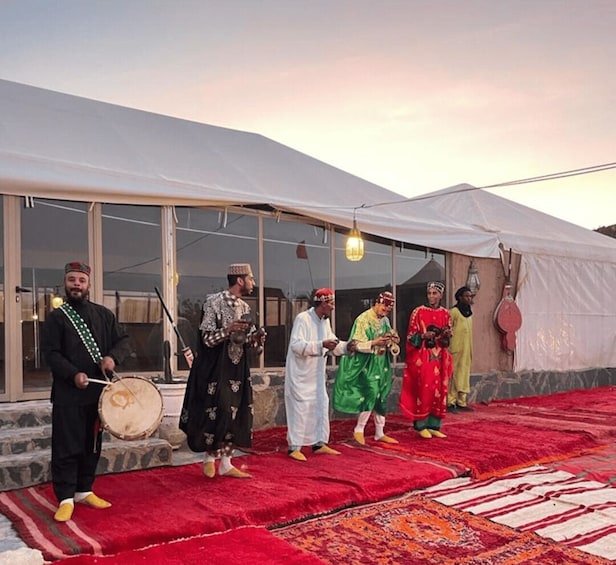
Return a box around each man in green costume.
[333,291,400,445]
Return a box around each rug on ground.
[0,444,462,561]
[552,443,616,485]
[460,386,616,444]
[348,417,604,480]
[253,391,609,481]
[273,493,611,564]
[424,462,616,562]
[52,526,324,565]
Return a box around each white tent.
[408,185,616,372]
[0,79,497,256]
[1,79,615,372]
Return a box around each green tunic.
[333,308,394,415]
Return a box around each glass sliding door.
[0,198,4,394]
[102,204,162,374]
[175,207,258,369]
[21,199,89,392]
[262,218,330,367]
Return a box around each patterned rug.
[274,494,610,564]
[425,462,616,562]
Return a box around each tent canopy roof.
[1,79,614,262]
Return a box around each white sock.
[204,454,215,464]
[59,497,74,507]
[219,454,233,475]
[354,411,371,433]
[374,413,386,439]
[74,491,92,502]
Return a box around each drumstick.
[87,378,111,386]
[90,373,146,409]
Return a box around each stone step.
[0,425,52,456]
[0,400,51,431]
[0,437,173,492]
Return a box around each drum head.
[98,376,164,441]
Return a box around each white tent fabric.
[516,254,616,371]
[406,186,616,372]
[0,79,496,257]
[1,79,615,372]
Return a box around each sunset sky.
[1,0,614,229]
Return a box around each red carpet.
[552,443,616,485]
[2,386,614,563]
[468,386,616,443]
[274,494,611,564]
[490,385,616,415]
[54,526,323,565]
[375,418,604,480]
[0,444,462,561]
[253,411,604,480]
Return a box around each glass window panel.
[176,208,259,368]
[0,198,3,393]
[102,204,162,373]
[21,199,88,391]
[334,232,393,341]
[263,218,330,367]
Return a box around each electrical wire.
[363,161,616,210]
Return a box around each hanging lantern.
[466,259,480,295]
[51,287,64,309]
[345,217,364,261]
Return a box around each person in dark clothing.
[179,263,265,479]
[41,261,130,522]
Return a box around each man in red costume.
[399,281,452,439]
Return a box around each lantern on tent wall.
[466,259,480,295]
[345,213,364,262]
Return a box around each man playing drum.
[41,262,130,522]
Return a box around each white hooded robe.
[285,307,348,448]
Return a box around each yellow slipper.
[202,461,216,478]
[376,434,399,444]
[54,502,74,522]
[417,429,432,439]
[313,445,341,455]
[77,493,111,509]
[222,466,252,479]
[353,431,366,445]
[288,450,307,462]
[428,429,447,438]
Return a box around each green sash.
[59,303,103,364]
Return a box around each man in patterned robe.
[180,263,264,479]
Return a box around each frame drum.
[98,376,164,441]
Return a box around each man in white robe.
[285,288,356,461]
